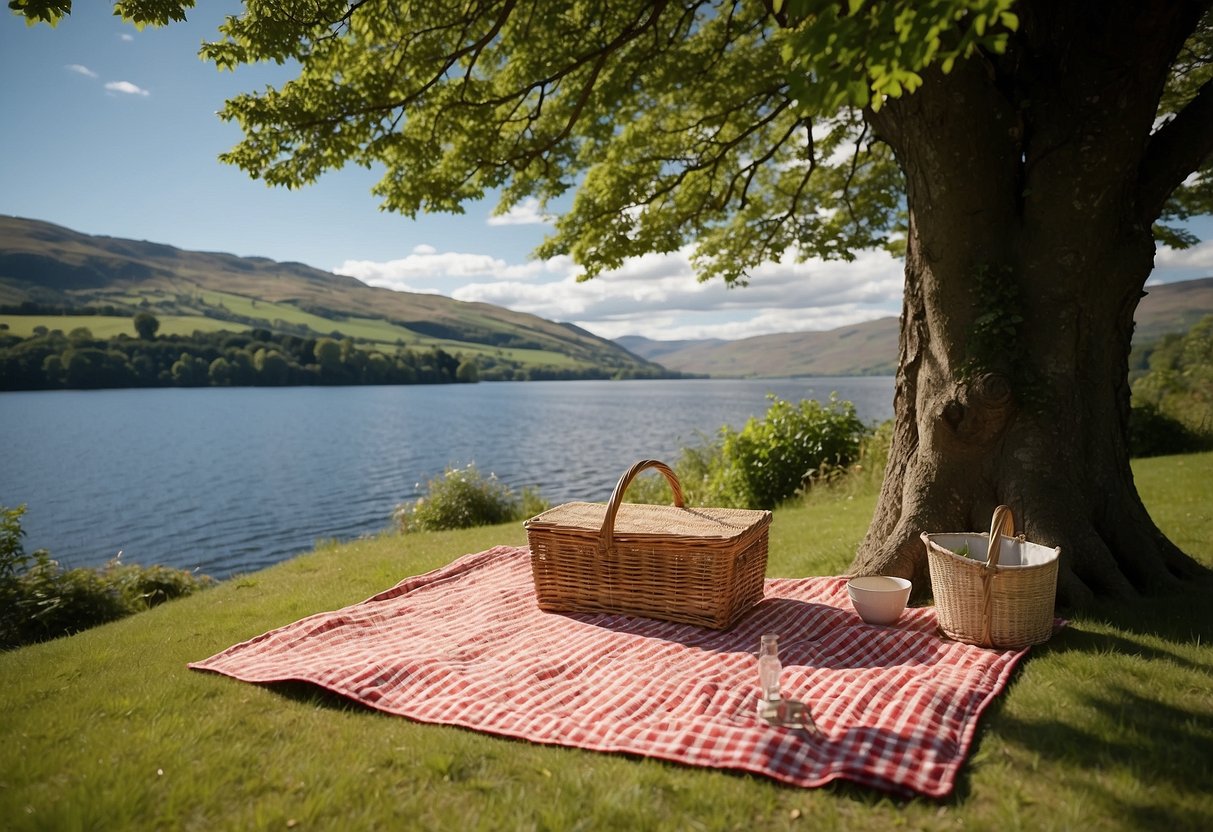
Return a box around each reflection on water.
[0,378,893,578]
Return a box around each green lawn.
[1,454,1210,830]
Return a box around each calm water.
[1,378,893,578]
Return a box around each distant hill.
[620,317,899,377]
[620,277,1213,378]
[1136,276,1213,341]
[614,335,728,361]
[0,216,672,380]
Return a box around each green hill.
[0,216,671,381]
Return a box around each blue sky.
[2,4,1210,342]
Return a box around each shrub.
[1131,315,1213,450]
[395,465,549,533]
[635,440,722,508]
[106,561,216,608]
[624,395,871,510]
[14,557,130,645]
[1,504,214,649]
[802,418,894,500]
[1129,404,1211,458]
[712,395,868,509]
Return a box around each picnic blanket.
[189,545,1039,797]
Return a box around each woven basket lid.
[526,501,770,541]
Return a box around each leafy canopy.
[8,0,191,27]
[12,1,1212,279]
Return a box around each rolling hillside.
[619,317,899,377]
[622,277,1213,378]
[0,216,671,380]
[1134,276,1213,341]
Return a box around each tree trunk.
[851,1,1210,608]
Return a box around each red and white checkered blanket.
[190,545,1037,797]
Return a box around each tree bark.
[851,0,1211,608]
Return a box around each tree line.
[0,314,677,390]
[1128,314,1213,456]
[0,318,475,390]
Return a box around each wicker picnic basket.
[524,459,772,630]
[921,505,1061,649]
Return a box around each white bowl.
[847,576,912,625]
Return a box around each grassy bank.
[1,454,1210,831]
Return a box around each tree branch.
[1139,78,1213,219]
[840,119,870,229]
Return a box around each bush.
[1129,404,1211,458]
[624,395,871,510]
[713,395,868,508]
[395,465,549,533]
[802,418,894,500]
[107,561,216,608]
[1,505,214,650]
[13,557,130,645]
[1131,315,1213,450]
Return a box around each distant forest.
[0,313,651,391]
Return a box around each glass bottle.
[758,633,781,702]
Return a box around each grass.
[0,314,228,339]
[0,454,1210,830]
[0,308,598,370]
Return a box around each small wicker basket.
[524,459,772,630]
[921,506,1060,649]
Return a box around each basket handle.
[979,505,1016,645]
[984,505,1015,569]
[598,459,685,553]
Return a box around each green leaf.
[847,80,871,107]
[9,0,72,26]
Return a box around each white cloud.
[487,198,553,226]
[1154,239,1213,270]
[104,80,150,97]
[119,33,134,42]
[338,241,905,341]
[338,246,528,294]
[338,245,507,288]
[1150,216,1213,285]
[65,64,98,78]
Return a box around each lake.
[1,378,894,579]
